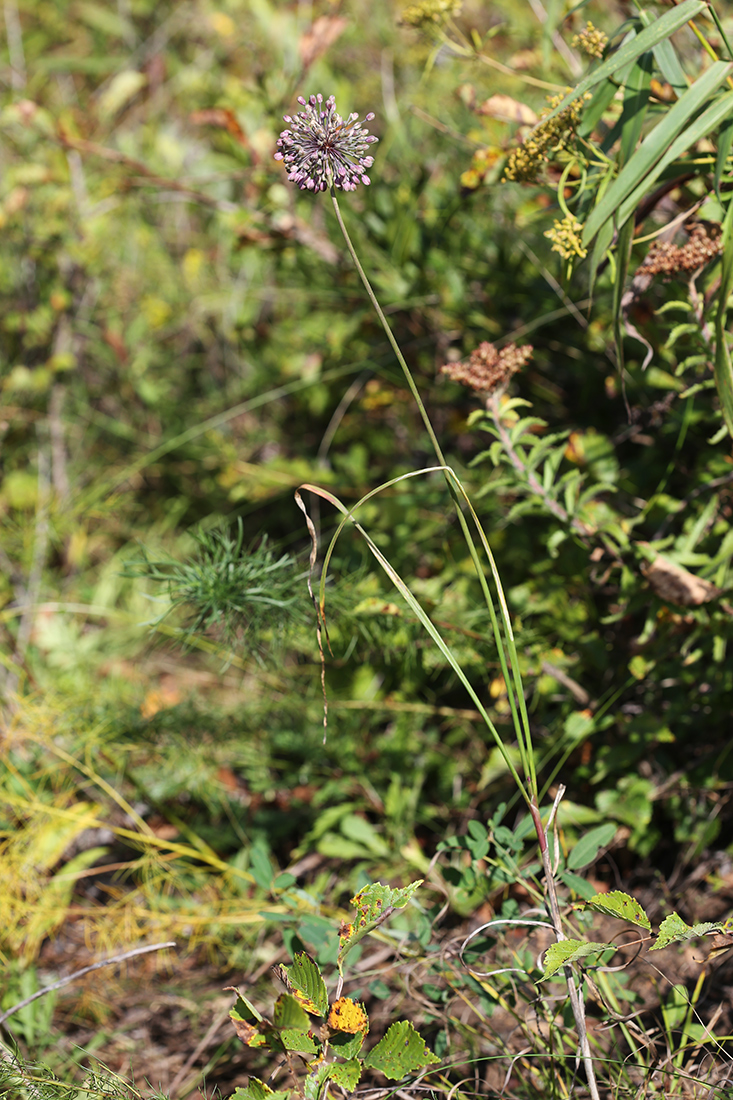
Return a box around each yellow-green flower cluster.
[399,0,462,28]
[502,91,589,183]
[544,216,587,260]
[571,21,608,59]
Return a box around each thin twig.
[535,786,601,1100]
[0,942,177,1027]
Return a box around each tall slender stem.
[329,187,538,802]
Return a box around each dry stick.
[0,942,176,1028]
[531,786,600,1100]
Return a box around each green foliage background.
[2,0,733,1093]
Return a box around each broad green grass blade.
[540,0,706,126]
[637,9,689,94]
[583,62,733,244]
[715,114,733,197]
[619,53,654,160]
[715,198,733,438]
[612,87,733,231]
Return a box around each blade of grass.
[298,475,534,804]
[714,197,733,438]
[583,63,733,243]
[540,0,706,127]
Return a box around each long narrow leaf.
[715,114,733,197]
[297,476,533,801]
[715,198,733,438]
[613,87,733,231]
[583,62,733,244]
[540,0,706,127]
[637,9,689,95]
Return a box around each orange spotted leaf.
[327,997,369,1035]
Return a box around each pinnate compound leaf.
[362,1021,440,1079]
[542,939,615,978]
[583,890,651,929]
[274,952,328,1016]
[231,1080,291,1100]
[651,912,723,950]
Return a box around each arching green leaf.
[583,890,651,929]
[542,939,615,979]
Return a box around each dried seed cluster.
[274,94,378,192]
[571,21,608,59]
[545,215,587,260]
[502,90,590,183]
[441,341,533,394]
[640,223,722,276]
[399,0,462,27]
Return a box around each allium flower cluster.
[274,94,378,192]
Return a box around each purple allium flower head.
[274,94,378,192]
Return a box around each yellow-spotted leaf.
[338,880,423,969]
[272,952,328,1016]
[327,997,369,1034]
[583,891,651,930]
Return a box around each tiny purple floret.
[274,93,379,192]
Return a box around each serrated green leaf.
[567,823,617,870]
[273,994,311,1031]
[281,1028,318,1053]
[651,912,723,950]
[583,890,651,929]
[542,939,615,978]
[363,1021,440,1079]
[583,64,733,245]
[542,0,706,127]
[230,1083,291,1100]
[304,1058,362,1100]
[329,1060,362,1089]
[338,880,423,967]
[276,952,328,1016]
[329,1029,366,1060]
